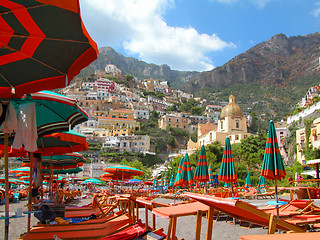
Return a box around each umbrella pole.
[27,153,34,232]
[49,155,53,202]
[275,179,279,218]
[4,133,9,240]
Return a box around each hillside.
[78,47,198,89]
[185,33,320,120]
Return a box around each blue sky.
[79,0,320,72]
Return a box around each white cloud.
[80,0,234,71]
[313,2,320,17]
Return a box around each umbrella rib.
[0,33,93,44]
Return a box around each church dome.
[220,94,244,118]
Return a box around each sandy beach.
[1,193,319,240]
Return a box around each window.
[236,120,240,128]
[177,125,179,128]
[168,118,171,122]
[221,120,224,130]
[235,135,239,140]
[140,142,144,145]
[176,119,179,122]
[133,142,137,146]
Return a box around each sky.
[79,0,320,72]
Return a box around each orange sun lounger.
[183,192,305,240]
[19,214,133,240]
[241,231,320,240]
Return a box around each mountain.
[186,33,320,90]
[79,47,198,89]
[184,32,320,121]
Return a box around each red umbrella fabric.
[194,145,209,183]
[0,0,98,98]
[218,137,237,183]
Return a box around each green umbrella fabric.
[245,172,251,188]
[224,182,231,187]
[218,137,237,183]
[208,164,214,186]
[175,153,194,187]
[194,146,209,183]
[81,178,102,185]
[42,167,83,175]
[169,175,175,187]
[153,177,158,188]
[261,120,286,180]
[174,157,184,187]
[258,175,266,188]
[0,0,98,99]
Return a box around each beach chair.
[241,231,320,240]
[183,192,306,240]
[19,213,134,240]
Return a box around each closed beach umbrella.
[169,175,175,188]
[218,137,237,197]
[176,153,194,187]
[153,177,158,188]
[218,137,237,183]
[261,120,286,216]
[174,157,184,187]
[213,173,219,187]
[194,146,209,183]
[258,175,266,188]
[245,172,251,188]
[208,164,214,186]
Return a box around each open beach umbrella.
[218,137,237,197]
[258,175,266,188]
[261,120,286,216]
[0,0,98,99]
[175,153,194,188]
[103,165,144,181]
[194,145,209,183]
[245,172,251,188]
[81,178,102,185]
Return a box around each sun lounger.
[183,192,305,240]
[19,213,133,240]
[241,231,320,240]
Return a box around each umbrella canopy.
[103,165,144,181]
[0,0,98,99]
[173,157,184,187]
[175,153,194,187]
[213,173,219,187]
[194,146,209,183]
[258,175,266,188]
[81,178,102,185]
[245,172,251,188]
[144,181,153,186]
[261,120,286,180]
[169,175,175,187]
[218,137,237,183]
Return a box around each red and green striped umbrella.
[173,157,184,187]
[159,177,164,187]
[0,0,98,99]
[261,120,286,180]
[194,145,209,183]
[175,153,194,187]
[258,175,266,188]
[208,164,214,186]
[153,177,158,188]
[218,137,237,183]
[245,172,251,188]
[169,175,175,187]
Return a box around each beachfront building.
[188,94,251,153]
[158,113,191,131]
[296,117,320,165]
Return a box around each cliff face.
[86,47,198,88]
[185,33,320,91]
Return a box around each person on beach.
[31,180,40,204]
